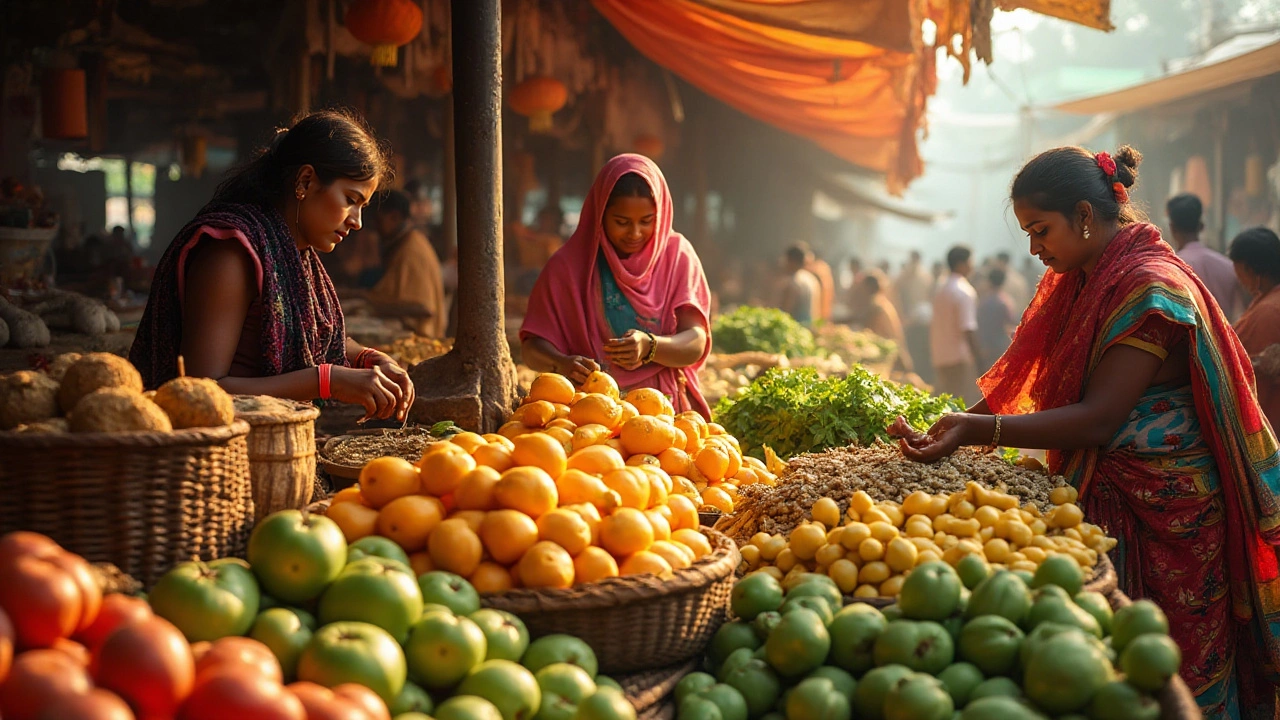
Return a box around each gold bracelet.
[991,414,1003,447]
[643,331,659,364]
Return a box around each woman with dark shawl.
[130,109,414,421]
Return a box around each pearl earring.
[1083,227,1091,240]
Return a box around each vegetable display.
[711,308,817,358]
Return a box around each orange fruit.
[358,456,421,509]
[649,541,693,570]
[701,486,734,514]
[529,373,576,405]
[514,400,556,429]
[331,486,367,506]
[619,416,676,457]
[670,426,689,454]
[472,444,515,473]
[327,501,379,542]
[516,541,575,589]
[732,467,761,486]
[645,509,672,542]
[494,467,559,518]
[449,510,487,533]
[546,418,577,432]
[667,494,699,531]
[652,503,674,524]
[579,371,620,400]
[567,445,625,475]
[626,454,661,468]
[694,444,731,483]
[599,507,655,556]
[480,509,540,565]
[449,432,489,454]
[573,546,619,584]
[376,494,446,552]
[605,438,626,455]
[672,528,713,560]
[619,551,674,579]
[671,476,698,497]
[553,403,571,420]
[707,422,728,436]
[409,551,435,576]
[536,509,593,557]
[571,424,614,452]
[470,561,515,594]
[619,401,639,425]
[562,503,603,544]
[484,434,516,451]
[419,442,477,495]
[454,466,502,510]
[625,388,669,417]
[511,433,568,479]
[543,427,574,454]
[428,518,483,577]
[641,469,670,509]
[556,469,610,507]
[602,468,651,510]
[498,421,530,440]
[568,394,623,431]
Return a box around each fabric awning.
[997,0,1113,31]
[1054,33,1280,114]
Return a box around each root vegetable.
[0,297,50,348]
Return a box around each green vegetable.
[711,307,817,357]
[713,367,960,459]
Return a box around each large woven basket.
[483,529,740,674]
[0,421,255,587]
[234,396,321,520]
[617,658,699,714]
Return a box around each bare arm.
[604,307,709,371]
[522,335,599,385]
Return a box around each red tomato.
[194,637,284,685]
[332,684,390,720]
[0,532,62,563]
[178,671,306,720]
[51,637,91,667]
[45,551,103,633]
[0,606,13,684]
[77,595,153,655]
[95,616,195,720]
[286,682,373,720]
[0,648,93,720]
[0,555,82,648]
[37,688,137,720]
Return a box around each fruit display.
[0,352,235,433]
[326,370,766,589]
[712,368,960,459]
[731,483,1116,599]
[680,563,1179,720]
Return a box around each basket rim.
[482,528,739,612]
[233,396,321,425]
[0,419,250,448]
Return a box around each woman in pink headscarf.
[520,154,714,418]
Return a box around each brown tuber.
[0,371,60,430]
[153,377,235,429]
[57,353,143,414]
[69,388,172,433]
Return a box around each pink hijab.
[520,154,713,417]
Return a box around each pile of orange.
[326,370,775,593]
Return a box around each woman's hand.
[557,355,600,385]
[604,330,652,371]
[369,353,416,421]
[330,365,404,421]
[889,413,979,464]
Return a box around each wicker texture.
[235,398,320,520]
[483,529,740,674]
[618,658,699,713]
[638,701,674,720]
[0,420,255,587]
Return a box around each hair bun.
[1114,144,1142,188]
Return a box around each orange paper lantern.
[345,0,423,67]
[41,69,88,140]
[509,76,568,133]
[633,134,665,160]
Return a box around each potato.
[0,298,50,348]
[0,371,59,430]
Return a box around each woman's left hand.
[370,352,416,421]
[890,413,975,463]
[604,330,653,371]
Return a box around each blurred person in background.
[896,250,933,317]
[779,244,822,326]
[1229,226,1280,428]
[930,245,980,403]
[802,244,836,322]
[361,189,446,337]
[977,267,1016,370]
[852,268,914,374]
[995,251,1030,309]
[1167,193,1247,321]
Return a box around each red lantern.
[345,0,423,67]
[41,69,88,140]
[508,76,568,133]
[633,134,665,160]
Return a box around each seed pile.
[715,441,1068,543]
[381,335,453,366]
[324,427,437,467]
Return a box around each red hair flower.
[1095,151,1117,177]
[1113,182,1129,203]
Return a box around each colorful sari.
[520,155,713,417]
[979,223,1280,718]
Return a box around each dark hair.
[607,173,654,206]
[1011,145,1144,226]
[1166,193,1203,233]
[215,108,393,207]
[909,250,921,262]
[861,269,887,294]
[849,257,862,270]
[989,267,1007,288]
[946,245,971,272]
[785,245,808,265]
[374,189,411,218]
[996,251,1011,264]
[1228,227,1280,283]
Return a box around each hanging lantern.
[41,69,88,140]
[508,76,568,133]
[633,134,665,160]
[1245,154,1264,197]
[182,136,208,179]
[344,0,423,68]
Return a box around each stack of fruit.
[325,370,757,590]
[679,561,1180,720]
[738,484,1117,599]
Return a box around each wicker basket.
[234,397,321,520]
[617,658,699,714]
[483,529,740,674]
[0,421,255,587]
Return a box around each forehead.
[1012,198,1060,225]
[606,196,656,216]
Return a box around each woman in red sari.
[893,145,1280,718]
[520,154,713,417]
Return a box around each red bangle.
[318,363,333,400]
[356,348,378,369]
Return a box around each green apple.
[470,609,530,662]
[148,559,260,643]
[248,509,347,604]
